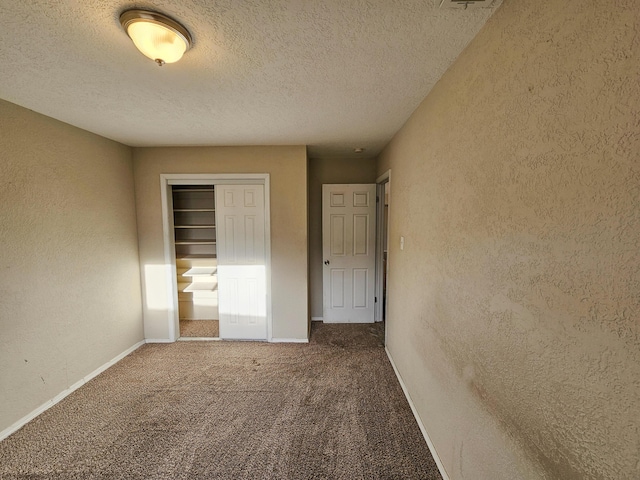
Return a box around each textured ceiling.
[0,0,501,158]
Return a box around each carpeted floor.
[180,319,219,338]
[0,322,442,479]
[309,321,385,348]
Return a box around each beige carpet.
[180,319,219,338]
[0,322,442,479]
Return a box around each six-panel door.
[216,185,267,339]
[322,184,376,323]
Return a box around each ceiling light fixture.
[119,9,192,66]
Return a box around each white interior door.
[216,185,267,340]
[322,184,376,323]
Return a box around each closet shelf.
[183,267,217,277]
[174,225,216,229]
[172,188,214,193]
[175,240,216,245]
[178,254,217,260]
[183,282,217,292]
[174,208,215,212]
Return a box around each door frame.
[374,170,390,326]
[159,173,272,342]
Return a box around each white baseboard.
[270,337,309,343]
[385,347,450,480]
[0,340,146,442]
[144,338,175,343]
[311,317,323,321]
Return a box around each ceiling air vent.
[439,0,494,9]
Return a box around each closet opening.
[172,185,219,339]
[160,173,273,342]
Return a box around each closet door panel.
[216,185,266,340]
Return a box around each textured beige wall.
[378,1,640,479]
[0,100,143,433]
[308,157,378,318]
[133,146,308,340]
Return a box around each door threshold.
[177,337,221,342]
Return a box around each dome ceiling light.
[119,9,192,66]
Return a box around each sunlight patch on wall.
[144,264,172,311]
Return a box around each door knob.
[324,260,330,265]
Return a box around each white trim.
[159,173,272,342]
[375,183,385,322]
[263,175,273,342]
[311,316,324,321]
[160,178,179,342]
[385,346,450,480]
[269,338,309,343]
[0,340,146,442]
[144,338,175,343]
[375,170,391,323]
[376,170,390,184]
[165,174,265,185]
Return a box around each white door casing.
[216,184,267,340]
[375,170,390,323]
[322,184,376,323]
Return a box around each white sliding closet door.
[216,185,267,340]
